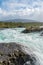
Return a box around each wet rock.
[7,54,11,57]
[40,32,43,36]
[22,27,43,33]
[18,25,24,28]
[24,61,31,65]
[0,43,39,65]
[22,29,30,33]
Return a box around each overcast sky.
[0,0,43,22]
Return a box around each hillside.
[0,22,43,28]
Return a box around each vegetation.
[0,22,43,28]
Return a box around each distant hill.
[4,19,38,22]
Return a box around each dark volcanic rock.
[0,43,39,65]
[22,29,30,33]
[18,25,24,28]
[40,32,43,36]
[22,27,43,33]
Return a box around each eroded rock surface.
[0,43,39,65]
[22,27,43,33]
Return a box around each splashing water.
[0,28,43,65]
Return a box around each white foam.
[0,28,43,65]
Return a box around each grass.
[0,22,43,28]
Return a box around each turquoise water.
[0,28,43,65]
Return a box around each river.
[0,28,43,65]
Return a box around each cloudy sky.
[0,0,43,22]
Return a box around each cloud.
[0,0,43,22]
[0,8,7,16]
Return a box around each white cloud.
[0,8,7,15]
[0,0,43,21]
[0,8,3,14]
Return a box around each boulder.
[22,27,43,33]
[18,25,24,28]
[0,43,40,65]
[40,32,43,36]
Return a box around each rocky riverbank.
[0,43,39,65]
[22,26,43,33]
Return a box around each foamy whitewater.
[0,28,43,65]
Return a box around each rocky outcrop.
[0,43,39,65]
[18,25,24,28]
[22,27,43,33]
[40,32,43,36]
